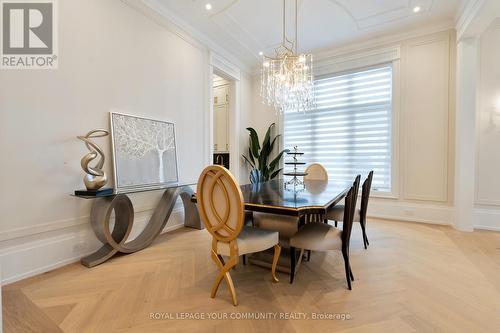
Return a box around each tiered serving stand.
[284,147,308,188]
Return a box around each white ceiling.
[154,0,465,67]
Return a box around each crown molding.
[120,0,251,74]
[250,21,454,76]
[455,0,500,40]
[210,52,241,81]
[456,0,486,39]
[313,20,454,61]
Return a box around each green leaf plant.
[242,123,289,183]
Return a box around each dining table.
[193,178,353,273]
[239,179,351,217]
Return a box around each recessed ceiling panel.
[154,0,463,68]
[335,0,410,20]
[212,0,282,52]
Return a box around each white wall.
[239,75,292,184]
[0,0,210,283]
[239,72,258,183]
[474,20,500,230]
[248,30,457,225]
[248,77,280,137]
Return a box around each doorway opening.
[207,53,242,182]
[209,66,240,181]
[212,73,231,170]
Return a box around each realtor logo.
[1,0,58,69]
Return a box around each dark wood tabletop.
[239,179,351,216]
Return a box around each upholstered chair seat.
[290,222,342,251]
[217,226,279,256]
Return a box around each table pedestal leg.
[247,215,307,274]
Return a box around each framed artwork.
[110,112,179,191]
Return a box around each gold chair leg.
[271,244,281,283]
[210,250,239,306]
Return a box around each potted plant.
[242,123,289,183]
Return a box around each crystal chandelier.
[260,0,315,114]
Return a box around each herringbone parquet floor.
[3,220,500,333]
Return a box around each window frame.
[278,60,400,199]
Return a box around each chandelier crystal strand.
[260,0,315,114]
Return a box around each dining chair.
[304,163,328,225]
[289,175,361,289]
[304,163,328,181]
[299,163,329,260]
[327,171,374,249]
[197,165,281,306]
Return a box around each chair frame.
[290,175,360,289]
[332,171,373,249]
[340,175,360,289]
[359,171,374,249]
[197,165,280,306]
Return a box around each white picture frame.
[110,112,179,191]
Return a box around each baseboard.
[368,214,452,226]
[0,208,186,285]
[368,204,500,231]
[367,200,454,225]
[474,225,500,232]
[474,207,500,231]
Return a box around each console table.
[74,183,202,267]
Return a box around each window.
[283,65,393,193]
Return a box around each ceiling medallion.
[260,0,315,114]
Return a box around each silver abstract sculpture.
[77,129,109,190]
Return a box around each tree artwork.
[112,113,177,186]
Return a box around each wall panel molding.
[0,202,183,243]
[402,32,451,202]
[474,22,500,208]
[0,208,185,285]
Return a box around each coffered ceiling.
[152,0,465,67]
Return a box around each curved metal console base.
[81,186,202,268]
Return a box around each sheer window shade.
[283,65,393,192]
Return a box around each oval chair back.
[197,165,245,243]
[304,163,328,181]
[360,171,374,223]
[341,175,361,252]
